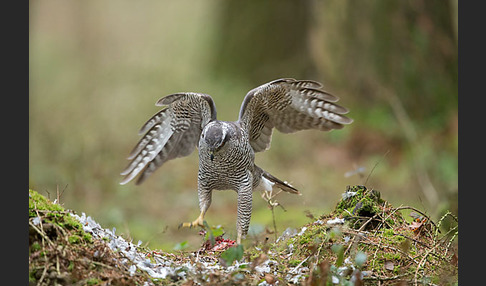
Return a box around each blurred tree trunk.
[310,0,457,122]
[210,0,317,85]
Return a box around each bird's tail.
[256,166,301,195]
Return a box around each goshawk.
[120,78,353,244]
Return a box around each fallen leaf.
[409,220,424,234]
[251,253,268,270]
[264,273,276,284]
[384,260,394,271]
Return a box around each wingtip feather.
[119,175,133,185]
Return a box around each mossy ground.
[268,185,458,285]
[29,187,457,285]
[29,189,152,285]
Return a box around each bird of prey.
[120,78,353,244]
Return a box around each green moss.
[385,217,396,226]
[335,186,378,212]
[333,186,400,230]
[68,261,75,272]
[29,189,64,217]
[83,233,93,243]
[383,252,401,261]
[288,259,302,267]
[29,189,93,245]
[63,215,82,229]
[68,234,82,244]
[30,242,41,252]
[29,271,37,283]
[383,228,395,237]
[302,225,329,244]
[86,278,102,285]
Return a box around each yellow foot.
[178,213,205,229]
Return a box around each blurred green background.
[29,0,457,251]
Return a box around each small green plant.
[331,244,345,267]
[203,221,225,246]
[220,244,244,266]
[173,240,189,251]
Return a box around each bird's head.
[201,121,231,161]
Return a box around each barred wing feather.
[120,93,216,185]
[238,78,353,153]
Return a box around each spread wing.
[238,78,353,152]
[120,93,217,185]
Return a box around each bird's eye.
[215,140,225,151]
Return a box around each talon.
[178,212,206,230]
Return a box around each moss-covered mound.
[272,185,458,285]
[29,189,152,285]
[333,185,396,230]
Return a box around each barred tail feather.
[261,169,300,195]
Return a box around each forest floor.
[29,186,457,285]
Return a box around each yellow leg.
[178,211,205,229]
